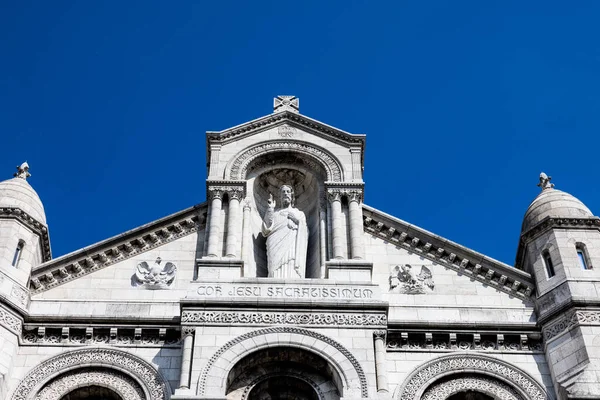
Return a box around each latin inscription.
[196,284,373,299]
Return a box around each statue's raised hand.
[267,193,276,210]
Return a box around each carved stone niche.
[245,152,328,279]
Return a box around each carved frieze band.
[22,326,181,346]
[543,309,600,341]
[397,354,547,400]
[181,311,386,327]
[29,211,205,293]
[521,216,600,243]
[363,213,534,298]
[327,186,364,203]
[387,331,542,353]
[229,141,343,181]
[0,207,51,261]
[11,348,170,400]
[0,304,22,335]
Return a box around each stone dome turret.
[522,173,593,233]
[0,162,46,224]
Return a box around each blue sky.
[1,1,599,265]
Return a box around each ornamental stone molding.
[206,111,365,146]
[22,326,181,346]
[181,310,386,327]
[543,309,600,342]
[29,207,205,293]
[34,368,145,400]
[396,353,548,400]
[0,303,22,335]
[363,206,535,299]
[0,207,51,261]
[11,347,171,400]
[207,181,246,200]
[421,376,523,400]
[198,326,368,398]
[227,140,344,181]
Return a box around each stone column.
[206,188,223,257]
[373,330,389,393]
[348,190,365,259]
[319,207,327,275]
[328,189,344,259]
[241,200,252,274]
[225,189,243,258]
[179,328,195,389]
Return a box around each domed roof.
[0,162,46,224]
[522,173,593,233]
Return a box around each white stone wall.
[0,325,19,400]
[0,220,43,287]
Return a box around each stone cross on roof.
[14,161,31,180]
[537,172,554,191]
[273,95,299,113]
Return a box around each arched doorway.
[248,376,319,400]
[60,386,122,400]
[226,347,341,400]
[447,392,493,400]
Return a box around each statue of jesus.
[261,185,308,278]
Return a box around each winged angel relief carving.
[389,264,434,294]
[132,257,177,289]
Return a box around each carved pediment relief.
[389,264,434,294]
[132,257,177,290]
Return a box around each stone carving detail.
[278,124,296,137]
[22,326,180,346]
[538,172,554,190]
[389,264,434,294]
[0,304,22,334]
[386,332,542,353]
[10,284,28,306]
[132,257,177,289]
[273,95,299,113]
[421,376,522,400]
[182,311,386,326]
[14,161,31,180]
[11,348,170,400]
[0,207,51,261]
[543,309,600,341]
[34,369,144,400]
[261,185,308,278]
[199,326,368,398]
[397,354,547,400]
[229,141,343,181]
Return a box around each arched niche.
[226,347,341,400]
[59,385,123,400]
[245,152,327,278]
[11,348,170,400]
[395,353,549,400]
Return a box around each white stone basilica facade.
[1,96,599,400]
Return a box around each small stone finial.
[537,172,554,191]
[273,95,299,113]
[14,162,31,180]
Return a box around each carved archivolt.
[34,369,145,400]
[198,326,368,398]
[11,347,170,400]
[422,376,523,400]
[396,354,548,400]
[227,141,344,181]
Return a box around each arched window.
[542,251,555,278]
[12,240,24,267]
[576,243,592,270]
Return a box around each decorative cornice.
[181,311,386,327]
[363,205,535,299]
[387,331,542,353]
[397,353,548,400]
[207,111,365,147]
[30,204,207,293]
[10,348,171,400]
[543,309,600,342]
[21,325,181,346]
[0,207,51,261]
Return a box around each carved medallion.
[132,257,177,289]
[389,264,434,294]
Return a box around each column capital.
[182,327,196,338]
[207,180,247,200]
[327,188,342,202]
[373,330,387,340]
